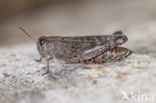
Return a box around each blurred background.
[0,0,156,55]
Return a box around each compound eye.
[39,38,45,45]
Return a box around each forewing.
[60,35,111,45]
[65,35,128,62]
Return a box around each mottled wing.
[59,34,128,62]
[60,36,112,60]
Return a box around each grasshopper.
[19,27,132,75]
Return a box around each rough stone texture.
[0,41,156,103]
[0,0,156,103]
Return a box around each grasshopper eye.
[39,38,45,45]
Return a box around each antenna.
[19,27,36,42]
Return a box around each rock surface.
[0,43,156,103]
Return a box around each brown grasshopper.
[19,27,132,75]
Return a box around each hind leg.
[82,47,133,64]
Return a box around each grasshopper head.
[37,36,48,57]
